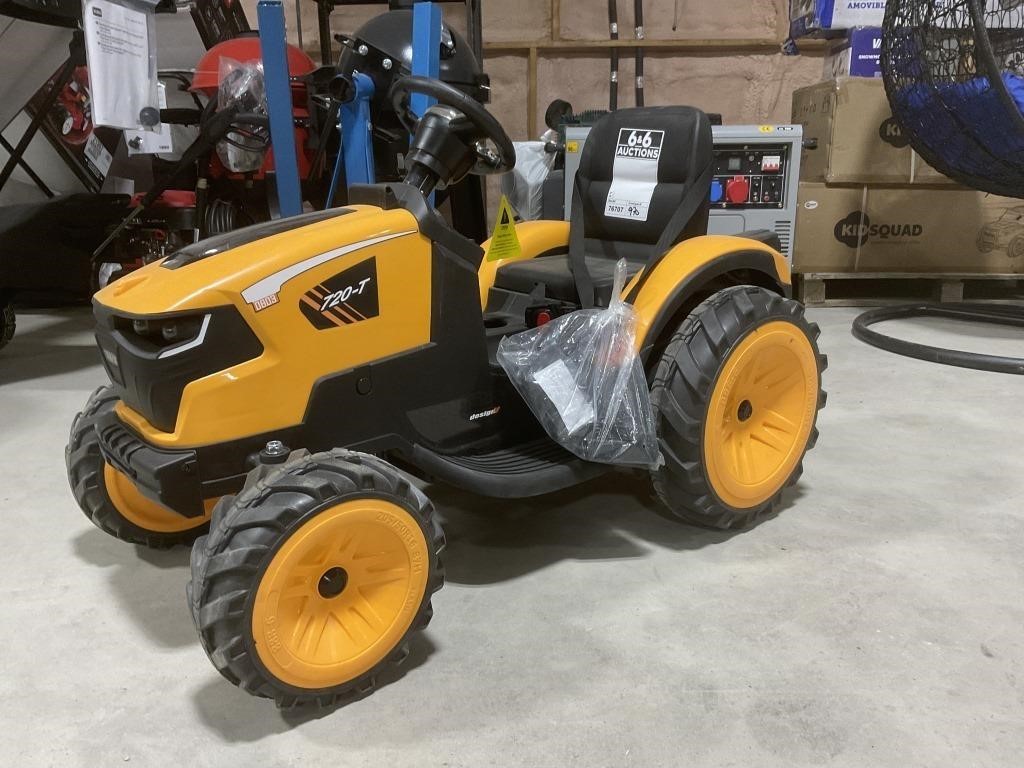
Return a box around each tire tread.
[650,286,827,530]
[188,449,444,708]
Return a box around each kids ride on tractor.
[66,76,826,707]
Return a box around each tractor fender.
[626,235,791,362]
[478,220,570,308]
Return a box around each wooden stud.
[800,278,827,307]
[940,279,965,303]
[528,46,539,139]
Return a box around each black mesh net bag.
[882,0,1024,197]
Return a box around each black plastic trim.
[636,249,789,362]
[409,438,608,498]
[348,182,483,268]
[95,410,206,517]
[162,208,353,269]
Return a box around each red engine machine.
[103,37,326,285]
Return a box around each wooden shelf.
[483,38,827,54]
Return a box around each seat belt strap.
[624,160,714,303]
[653,160,714,258]
[568,175,596,308]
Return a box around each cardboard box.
[789,0,885,39]
[794,182,1024,273]
[791,78,957,185]
[824,27,882,79]
[790,0,1012,39]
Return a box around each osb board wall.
[241,0,825,143]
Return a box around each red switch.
[726,175,750,204]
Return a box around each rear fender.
[626,235,791,362]
[477,220,570,308]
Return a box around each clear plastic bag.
[500,141,555,220]
[216,57,268,173]
[497,260,661,467]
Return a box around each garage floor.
[2,306,1023,767]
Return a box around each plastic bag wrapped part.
[500,141,556,221]
[497,259,661,467]
[216,57,268,173]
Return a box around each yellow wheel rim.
[703,320,819,509]
[250,498,430,690]
[103,463,214,533]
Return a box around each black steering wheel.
[389,76,516,176]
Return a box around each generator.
[562,123,803,263]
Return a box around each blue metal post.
[411,2,441,204]
[257,0,302,218]
[411,2,442,117]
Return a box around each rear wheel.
[188,450,444,707]
[66,386,214,547]
[0,298,14,351]
[650,286,827,529]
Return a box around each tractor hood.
[94,205,421,317]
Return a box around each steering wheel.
[389,76,516,176]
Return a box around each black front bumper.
[95,410,304,518]
[96,411,208,517]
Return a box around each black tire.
[65,385,210,548]
[188,450,445,708]
[649,286,827,530]
[0,299,14,351]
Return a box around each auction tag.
[604,128,664,222]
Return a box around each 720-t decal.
[299,257,380,330]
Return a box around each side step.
[409,438,609,499]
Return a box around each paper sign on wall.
[83,0,160,131]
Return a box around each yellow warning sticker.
[566,140,580,153]
[759,125,775,133]
[485,195,521,262]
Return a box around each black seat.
[495,106,714,307]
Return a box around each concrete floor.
[1,306,1023,767]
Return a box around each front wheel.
[649,286,827,530]
[188,450,445,708]
[66,386,214,547]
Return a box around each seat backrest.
[571,106,714,265]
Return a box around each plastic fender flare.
[626,236,791,362]
[477,220,570,308]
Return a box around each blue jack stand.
[327,73,376,206]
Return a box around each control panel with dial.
[709,144,791,209]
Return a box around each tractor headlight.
[160,316,203,343]
[116,313,208,354]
